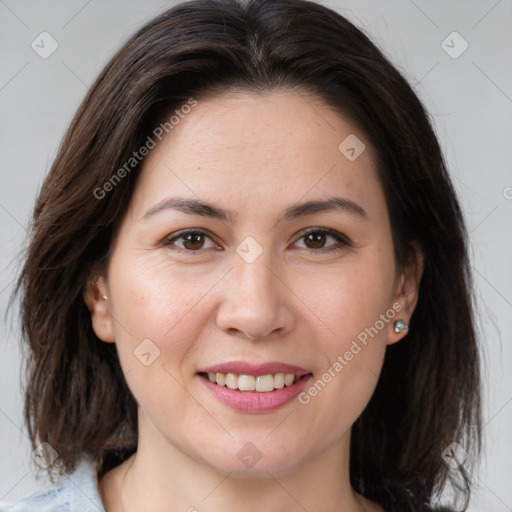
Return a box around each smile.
[200,371,303,392]
[197,362,313,413]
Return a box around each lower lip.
[198,374,312,413]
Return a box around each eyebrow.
[142,196,368,223]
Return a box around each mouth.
[198,371,310,392]
[196,362,313,413]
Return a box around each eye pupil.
[168,229,343,253]
[184,233,204,250]
[305,233,326,249]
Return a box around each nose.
[215,251,296,341]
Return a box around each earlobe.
[83,273,115,343]
[387,242,424,345]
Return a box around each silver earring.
[394,319,408,333]
[101,295,108,300]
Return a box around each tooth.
[256,374,275,392]
[274,373,285,389]
[284,373,295,386]
[210,371,301,391]
[225,373,238,390]
[238,375,256,391]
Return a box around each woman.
[2,0,481,510]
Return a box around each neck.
[100,413,378,512]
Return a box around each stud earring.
[394,319,408,333]
[101,295,108,300]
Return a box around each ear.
[83,271,115,343]
[387,241,424,345]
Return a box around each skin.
[85,89,423,512]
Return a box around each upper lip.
[199,361,311,376]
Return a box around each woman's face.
[88,89,420,477]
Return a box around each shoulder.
[0,456,105,512]
[0,486,65,512]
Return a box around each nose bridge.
[233,240,281,310]
[215,238,294,339]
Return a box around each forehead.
[129,89,384,222]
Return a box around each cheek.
[105,255,221,428]
[301,348,385,447]
[293,248,396,347]
[293,248,394,421]
[296,293,389,450]
[106,254,222,377]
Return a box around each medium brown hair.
[11,0,481,510]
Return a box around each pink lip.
[199,374,312,413]
[200,361,310,376]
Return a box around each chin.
[198,441,304,479]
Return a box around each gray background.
[1,0,511,510]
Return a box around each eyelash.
[162,227,351,255]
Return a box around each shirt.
[0,456,106,512]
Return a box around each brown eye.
[294,228,350,254]
[182,232,205,250]
[163,229,218,252]
[304,232,328,249]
